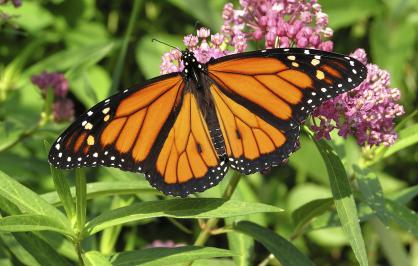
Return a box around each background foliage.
[0,0,417,265]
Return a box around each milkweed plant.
[0,0,417,265]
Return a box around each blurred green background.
[0,0,417,265]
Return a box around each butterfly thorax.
[181,50,207,90]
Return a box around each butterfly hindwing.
[48,74,185,173]
[146,91,228,197]
[210,83,300,174]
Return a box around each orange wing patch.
[98,76,184,162]
[209,57,287,74]
[211,84,286,160]
[209,57,314,122]
[156,92,219,184]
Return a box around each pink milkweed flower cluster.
[222,0,333,50]
[31,72,74,123]
[160,27,247,74]
[311,49,405,146]
[159,0,404,147]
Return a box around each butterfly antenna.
[151,39,181,51]
[194,21,201,30]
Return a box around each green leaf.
[187,259,236,266]
[0,2,54,32]
[36,232,78,261]
[100,196,135,255]
[383,124,418,157]
[50,166,76,223]
[13,232,72,266]
[83,251,112,266]
[0,214,74,237]
[384,199,418,237]
[135,34,184,79]
[85,198,282,236]
[167,0,223,29]
[370,218,410,266]
[70,65,112,108]
[356,167,418,237]
[370,17,416,89]
[356,168,389,223]
[41,181,154,206]
[0,171,70,229]
[0,233,40,266]
[313,139,368,266]
[110,246,234,266]
[321,0,382,29]
[389,185,418,205]
[292,198,334,234]
[234,221,314,266]
[25,42,117,77]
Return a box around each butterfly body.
[49,48,366,197]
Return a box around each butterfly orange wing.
[145,91,227,196]
[207,48,366,173]
[49,74,185,173]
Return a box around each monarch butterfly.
[49,48,366,197]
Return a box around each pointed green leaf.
[110,246,234,266]
[384,199,418,237]
[234,221,314,266]
[50,166,76,222]
[389,185,418,205]
[0,214,74,237]
[383,124,418,157]
[292,197,334,234]
[85,198,282,236]
[0,171,69,228]
[313,139,368,266]
[0,233,40,266]
[370,218,410,266]
[84,251,112,266]
[13,232,72,266]
[356,167,418,237]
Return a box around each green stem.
[193,171,242,247]
[74,169,87,265]
[110,0,142,93]
[75,241,85,266]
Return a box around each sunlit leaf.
[84,251,111,266]
[0,214,74,237]
[313,139,368,266]
[110,246,234,266]
[85,198,282,236]
[0,171,70,229]
[234,221,314,266]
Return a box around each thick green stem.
[75,241,85,266]
[110,0,142,93]
[74,169,87,265]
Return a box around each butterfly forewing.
[49,74,184,173]
[208,48,367,125]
